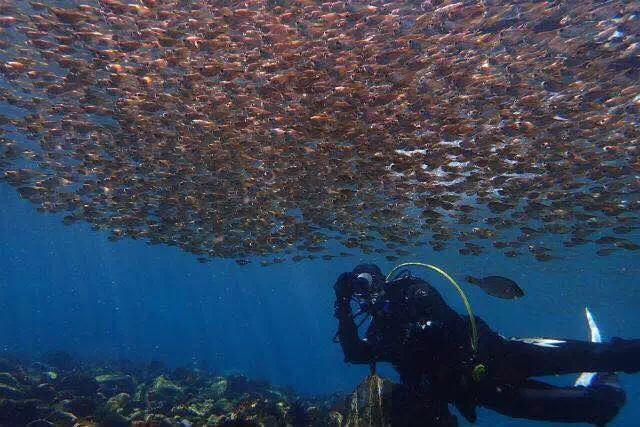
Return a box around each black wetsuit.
[334,265,634,426]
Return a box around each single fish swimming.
[465,275,525,299]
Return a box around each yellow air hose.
[386,262,479,353]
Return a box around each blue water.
[1,183,640,425]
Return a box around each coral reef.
[0,354,349,426]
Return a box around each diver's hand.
[334,272,358,300]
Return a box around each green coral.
[149,376,184,402]
[206,377,228,399]
[183,399,216,418]
[44,371,58,381]
[212,398,233,414]
[95,373,135,394]
[105,392,131,414]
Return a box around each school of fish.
[0,0,638,265]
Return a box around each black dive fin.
[454,399,477,423]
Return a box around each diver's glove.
[334,272,358,300]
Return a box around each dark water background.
[1,183,640,426]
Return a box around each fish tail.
[465,275,479,285]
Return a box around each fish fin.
[575,307,600,387]
[575,307,619,388]
[575,372,596,388]
[585,307,602,343]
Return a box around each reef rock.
[149,375,184,403]
[344,375,458,427]
[206,377,228,400]
[45,409,77,427]
[95,373,136,395]
[0,372,20,388]
[105,392,132,414]
[57,373,98,396]
[0,382,25,400]
[25,420,55,427]
[30,383,56,401]
[344,374,393,427]
[60,395,96,417]
[0,399,51,425]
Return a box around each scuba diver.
[333,264,634,426]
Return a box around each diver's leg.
[486,335,640,379]
[479,378,626,426]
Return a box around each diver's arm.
[334,298,374,363]
[334,273,374,364]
